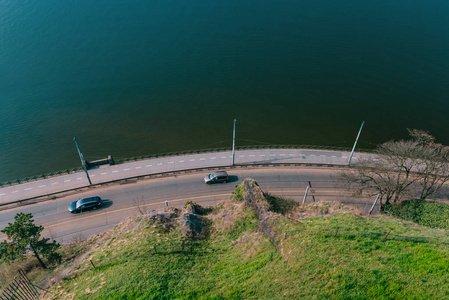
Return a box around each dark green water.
[1,0,449,182]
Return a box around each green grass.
[43,198,449,300]
[385,199,449,230]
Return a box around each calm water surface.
[1,0,449,181]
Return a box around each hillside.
[34,178,449,299]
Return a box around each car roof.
[77,197,100,205]
[213,171,228,176]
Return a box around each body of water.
[1,0,449,182]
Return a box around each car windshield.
[75,200,83,209]
[209,174,215,180]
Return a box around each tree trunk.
[32,249,46,269]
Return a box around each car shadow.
[100,199,113,209]
[227,175,239,183]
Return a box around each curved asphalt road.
[0,167,375,244]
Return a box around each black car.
[68,196,102,213]
[204,171,229,184]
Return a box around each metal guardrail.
[0,145,374,188]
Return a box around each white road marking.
[51,182,59,185]
[179,160,185,163]
[77,177,83,180]
[210,157,216,160]
[189,159,195,161]
[38,185,46,188]
[90,175,96,177]
[157,163,163,166]
[64,180,72,182]
[249,155,255,157]
[221,156,227,159]
[100,173,107,175]
[124,168,131,171]
[112,170,119,173]
[342,156,347,158]
[270,154,276,156]
[0,193,5,196]
[24,188,32,191]
[331,156,337,157]
[146,165,152,167]
[259,154,266,157]
[168,162,174,164]
[320,155,326,157]
[310,154,316,156]
[280,154,286,156]
[239,155,245,157]
[199,158,206,161]
[11,190,18,193]
[135,166,142,169]
[289,154,295,156]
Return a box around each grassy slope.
[41,184,449,299]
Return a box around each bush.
[385,199,449,229]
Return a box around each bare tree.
[132,197,147,215]
[338,129,449,209]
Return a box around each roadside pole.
[73,137,92,185]
[302,186,309,204]
[232,119,236,166]
[369,194,381,215]
[348,121,365,166]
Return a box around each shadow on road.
[100,199,113,210]
[228,175,239,183]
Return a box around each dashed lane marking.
[0,193,5,196]
[189,159,195,161]
[259,154,266,157]
[11,190,18,193]
[38,185,46,188]
[124,168,131,171]
[157,163,163,166]
[179,160,185,163]
[135,166,142,169]
[112,170,119,173]
[289,154,295,156]
[221,156,227,159]
[270,154,276,156]
[100,173,107,175]
[310,154,316,156]
[210,157,216,160]
[51,182,59,185]
[168,162,174,164]
[199,158,206,161]
[146,165,152,167]
[239,155,245,157]
[64,180,72,182]
[77,177,83,180]
[24,188,32,191]
[249,155,255,157]
[320,155,326,157]
[280,154,286,156]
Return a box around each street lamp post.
[348,121,365,166]
[73,137,92,185]
[232,119,236,166]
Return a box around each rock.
[180,205,205,239]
